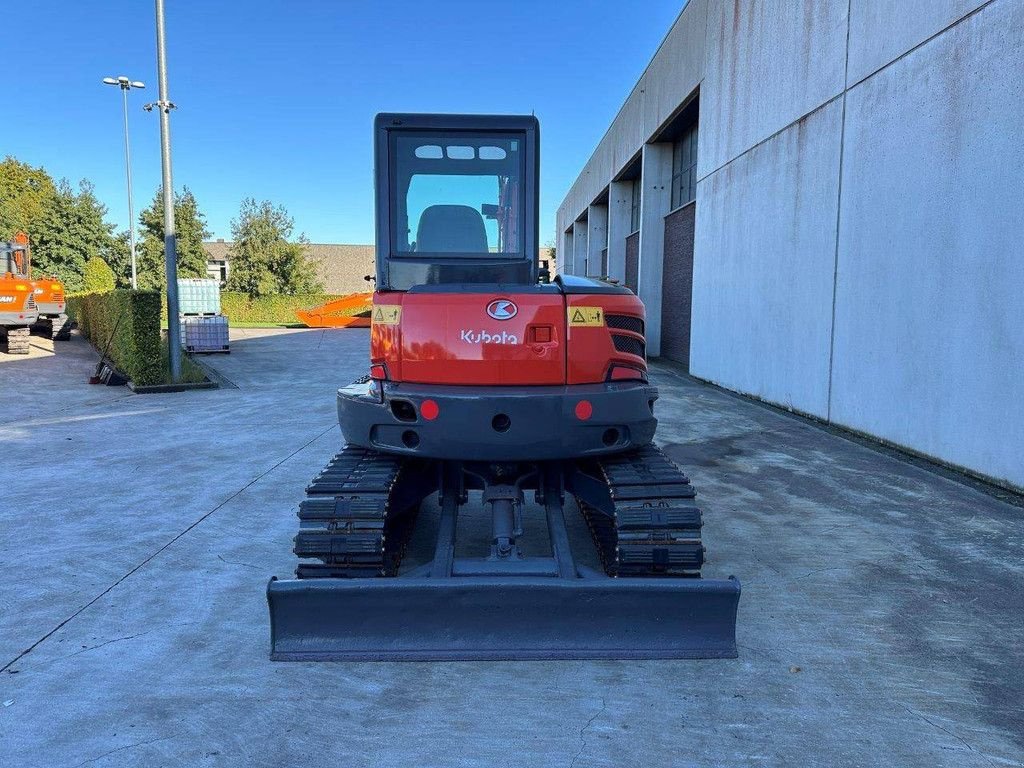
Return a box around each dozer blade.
[267,575,740,661]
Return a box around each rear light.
[420,399,439,421]
[608,365,647,382]
[574,400,593,420]
[369,363,388,380]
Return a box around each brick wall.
[625,231,640,293]
[660,202,695,368]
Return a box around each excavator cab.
[0,236,39,354]
[2,239,28,277]
[267,114,740,661]
[375,114,538,291]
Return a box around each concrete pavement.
[0,328,1021,767]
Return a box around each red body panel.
[565,294,646,384]
[370,289,646,386]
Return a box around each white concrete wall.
[636,143,673,357]
[571,220,588,276]
[699,0,848,175]
[830,0,1024,487]
[846,0,987,84]
[586,204,608,276]
[555,0,706,235]
[606,180,632,282]
[555,0,1023,488]
[559,228,573,275]
[691,102,842,417]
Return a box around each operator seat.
[416,205,488,253]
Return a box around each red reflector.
[420,399,439,421]
[369,364,387,380]
[575,400,593,420]
[609,366,645,381]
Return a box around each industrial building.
[203,239,375,293]
[556,0,1023,490]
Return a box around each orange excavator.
[0,233,69,344]
[0,233,39,354]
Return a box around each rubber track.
[3,326,30,354]
[50,314,70,341]
[292,446,419,579]
[578,445,705,577]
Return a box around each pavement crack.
[217,553,262,570]
[792,566,843,581]
[71,736,171,767]
[0,422,337,673]
[570,697,606,768]
[63,630,155,660]
[901,705,997,766]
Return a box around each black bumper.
[338,380,658,461]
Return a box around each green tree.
[225,198,323,297]
[31,180,120,291]
[136,187,211,290]
[0,157,58,240]
[104,230,134,289]
[83,256,116,293]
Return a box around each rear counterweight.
[337,380,658,462]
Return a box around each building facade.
[203,240,375,295]
[556,0,1024,489]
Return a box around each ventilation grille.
[612,333,645,358]
[25,294,36,310]
[606,314,644,335]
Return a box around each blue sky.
[3,1,683,246]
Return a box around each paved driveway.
[1,328,1020,767]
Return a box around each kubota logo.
[486,299,517,321]
[459,329,519,344]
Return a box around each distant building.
[557,1,1023,490]
[204,240,555,293]
[203,239,375,295]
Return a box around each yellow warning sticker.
[568,306,605,327]
[372,305,402,325]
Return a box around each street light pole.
[102,75,145,289]
[148,0,182,382]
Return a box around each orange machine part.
[294,292,373,328]
[32,277,66,309]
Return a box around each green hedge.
[68,290,163,386]
[219,292,366,324]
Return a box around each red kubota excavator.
[267,114,740,660]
